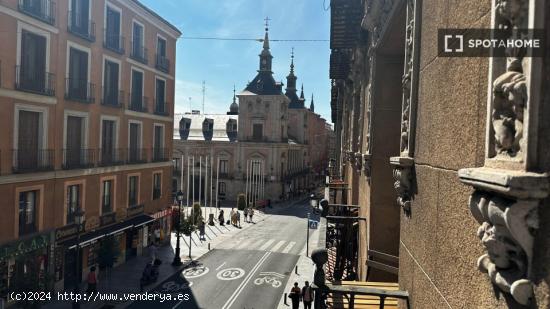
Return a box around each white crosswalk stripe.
[270,240,286,252]
[248,239,266,250]
[235,239,254,249]
[282,241,296,254]
[259,239,276,251]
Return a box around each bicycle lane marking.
[221,251,272,309]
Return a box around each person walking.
[230,208,236,226]
[86,266,98,293]
[236,210,241,228]
[289,282,301,309]
[249,208,254,223]
[243,208,249,223]
[218,209,225,226]
[302,281,314,309]
[198,218,206,241]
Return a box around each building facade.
[0,0,180,297]
[329,0,550,308]
[172,27,333,206]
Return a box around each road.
[127,200,318,309]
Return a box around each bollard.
[284,293,288,305]
[295,265,298,274]
[208,243,211,250]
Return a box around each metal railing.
[128,94,148,112]
[152,147,168,162]
[62,148,95,170]
[12,149,54,173]
[98,148,125,167]
[101,88,124,108]
[130,41,148,64]
[15,65,55,96]
[155,54,169,73]
[65,78,95,103]
[68,10,96,42]
[153,100,169,116]
[127,148,147,164]
[18,0,56,25]
[103,29,125,54]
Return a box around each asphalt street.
[127,200,319,309]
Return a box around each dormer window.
[226,119,238,142]
[179,118,191,140]
[202,118,214,141]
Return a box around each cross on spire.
[264,16,271,31]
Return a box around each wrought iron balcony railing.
[15,65,55,96]
[18,0,56,25]
[130,41,148,64]
[68,11,96,42]
[99,148,125,167]
[152,147,168,162]
[128,94,148,113]
[101,88,124,108]
[62,148,95,170]
[155,54,169,73]
[103,29,125,54]
[127,148,148,164]
[153,100,169,116]
[65,78,95,103]
[12,149,54,173]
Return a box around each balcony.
[99,148,125,167]
[101,88,124,108]
[152,147,168,162]
[65,78,95,103]
[62,148,95,170]
[18,0,56,25]
[154,100,169,116]
[12,149,54,173]
[128,95,148,113]
[155,54,169,73]
[130,41,148,64]
[127,148,148,164]
[15,65,55,96]
[68,10,96,42]
[103,30,125,54]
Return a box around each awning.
[60,214,155,249]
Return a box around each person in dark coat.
[218,210,224,226]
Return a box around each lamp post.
[72,209,85,309]
[172,190,184,266]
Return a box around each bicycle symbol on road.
[181,265,209,279]
[216,268,246,281]
[254,272,285,288]
[161,280,193,293]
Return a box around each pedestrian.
[149,242,158,262]
[86,266,98,293]
[249,208,254,223]
[154,227,161,244]
[243,208,248,223]
[302,281,314,309]
[230,208,236,226]
[236,210,241,228]
[289,282,301,309]
[218,209,225,226]
[198,218,206,241]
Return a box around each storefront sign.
[100,213,116,226]
[152,208,172,219]
[0,234,50,261]
[127,204,145,218]
[55,224,84,242]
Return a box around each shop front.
[147,208,172,246]
[0,232,53,302]
[125,205,154,260]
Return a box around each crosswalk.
[217,238,302,255]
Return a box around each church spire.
[259,17,273,73]
[310,94,315,112]
[300,84,305,99]
[286,48,297,92]
[228,84,239,115]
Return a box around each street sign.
[309,220,318,229]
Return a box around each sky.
[141,0,332,123]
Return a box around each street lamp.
[72,209,85,309]
[172,190,184,266]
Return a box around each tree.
[191,203,202,225]
[237,194,246,210]
[10,252,53,309]
[98,236,120,270]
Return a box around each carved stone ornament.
[363,154,372,179]
[354,152,363,172]
[362,0,396,46]
[459,168,549,306]
[390,156,414,216]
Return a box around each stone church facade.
[330,0,550,308]
[172,26,333,206]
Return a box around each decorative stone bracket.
[459,167,549,306]
[363,153,372,180]
[390,156,415,216]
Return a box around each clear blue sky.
[141,0,332,123]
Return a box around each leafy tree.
[191,203,202,225]
[10,252,52,309]
[237,194,246,210]
[98,236,120,270]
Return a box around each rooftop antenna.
[202,81,206,114]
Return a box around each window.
[66,185,80,224]
[130,70,144,110]
[18,0,56,25]
[64,116,84,168]
[101,119,117,164]
[69,0,93,41]
[104,6,122,53]
[16,109,51,172]
[131,22,146,63]
[153,125,164,161]
[153,173,161,200]
[219,160,228,174]
[218,182,226,195]
[128,122,142,163]
[18,30,50,95]
[102,180,113,214]
[67,47,90,101]
[157,37,166,58]
[155,78,166,114]
[19,190,38,236]
[156,36,168,72]
[252,124,263,141]
[128,176,138,207]
[102,59,119,105]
